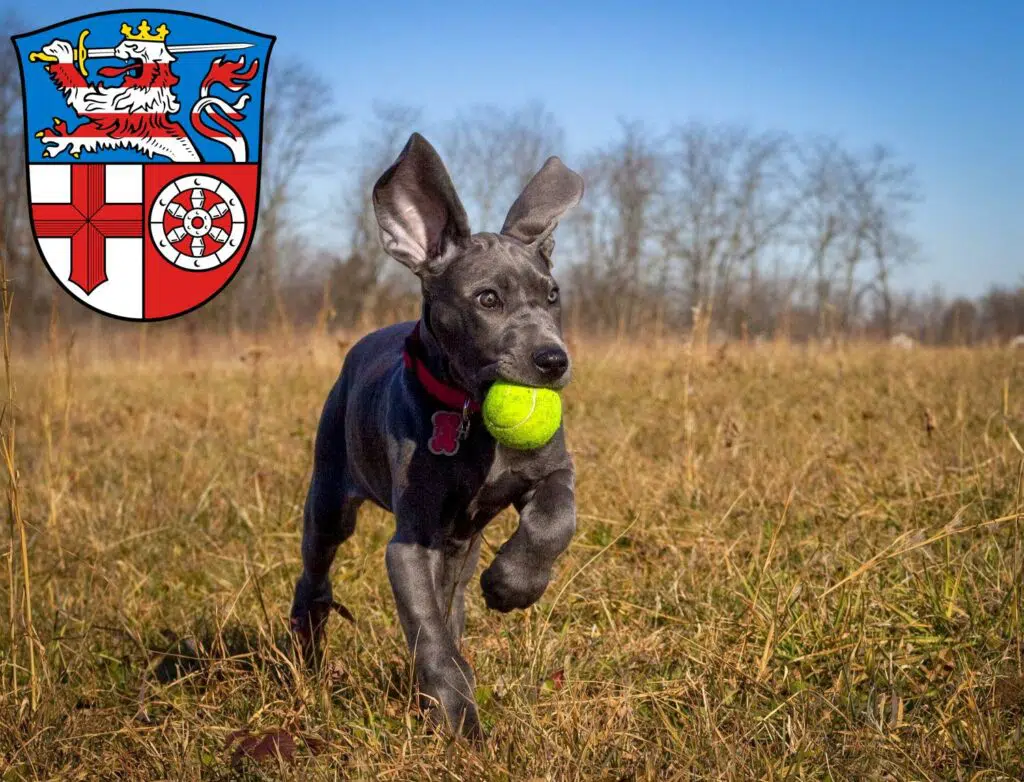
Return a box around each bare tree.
[717,130,794,333]
[231,60,342,330]
[864,151,921,337]
[660,122,793,332]
[327,103,423,327]
[259,61,343,223]
[851,145,920,339]
[978,283,1024,342]
[443,101,565,231]
[786,139,919,341]
[566,121,663,332]
[790,137,847,337]
[832,149,875,333]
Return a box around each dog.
[290,133,584,736]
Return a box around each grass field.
[2,330,1023,779]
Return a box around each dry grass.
[1,329,1023,780]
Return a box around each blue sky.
[8,0,1023,295]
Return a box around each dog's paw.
[480,559,549,613]
[417,656,481,739]
[421,694,482,740]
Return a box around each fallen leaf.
[545,668,565,691]
[226,729,297,767]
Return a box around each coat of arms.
[12,10,274,320]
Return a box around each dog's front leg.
[386,531,481,737]
[481,468,576,613]
[440,534,482,648]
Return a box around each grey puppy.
[290,133,584,736]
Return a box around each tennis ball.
[482,381,562,450]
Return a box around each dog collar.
[402,321,481,413]
[402,322,481,456]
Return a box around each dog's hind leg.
[290,458,360,666]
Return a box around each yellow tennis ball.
[482,381,562,450]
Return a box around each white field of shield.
[30,163,143,319]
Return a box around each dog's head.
[373,133,584,398]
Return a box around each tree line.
[1,19,1020,345]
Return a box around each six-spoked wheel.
[150,175,246,271]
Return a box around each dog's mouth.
[98,58,144,80]
[477,359,572,397]
[467,362,502,401]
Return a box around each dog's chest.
[452,445,532,536]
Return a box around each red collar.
[402,322,481,413]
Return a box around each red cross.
[31,164,143,295]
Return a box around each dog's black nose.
[532,346,569,376]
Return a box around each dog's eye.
[477,290,500,309]
[547,288,560,305]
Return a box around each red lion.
[36,21,259,163]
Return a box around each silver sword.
[74,42,254,58]
[28,29,255,77]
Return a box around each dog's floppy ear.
[373,133,470,273]
[501,157,584,264]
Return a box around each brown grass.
[1,329,1023,780]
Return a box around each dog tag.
[428,411,463,456]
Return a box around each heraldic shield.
[13,11,274,320]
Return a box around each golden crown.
[120,20,169,42]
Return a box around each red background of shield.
[143,163,257,319]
